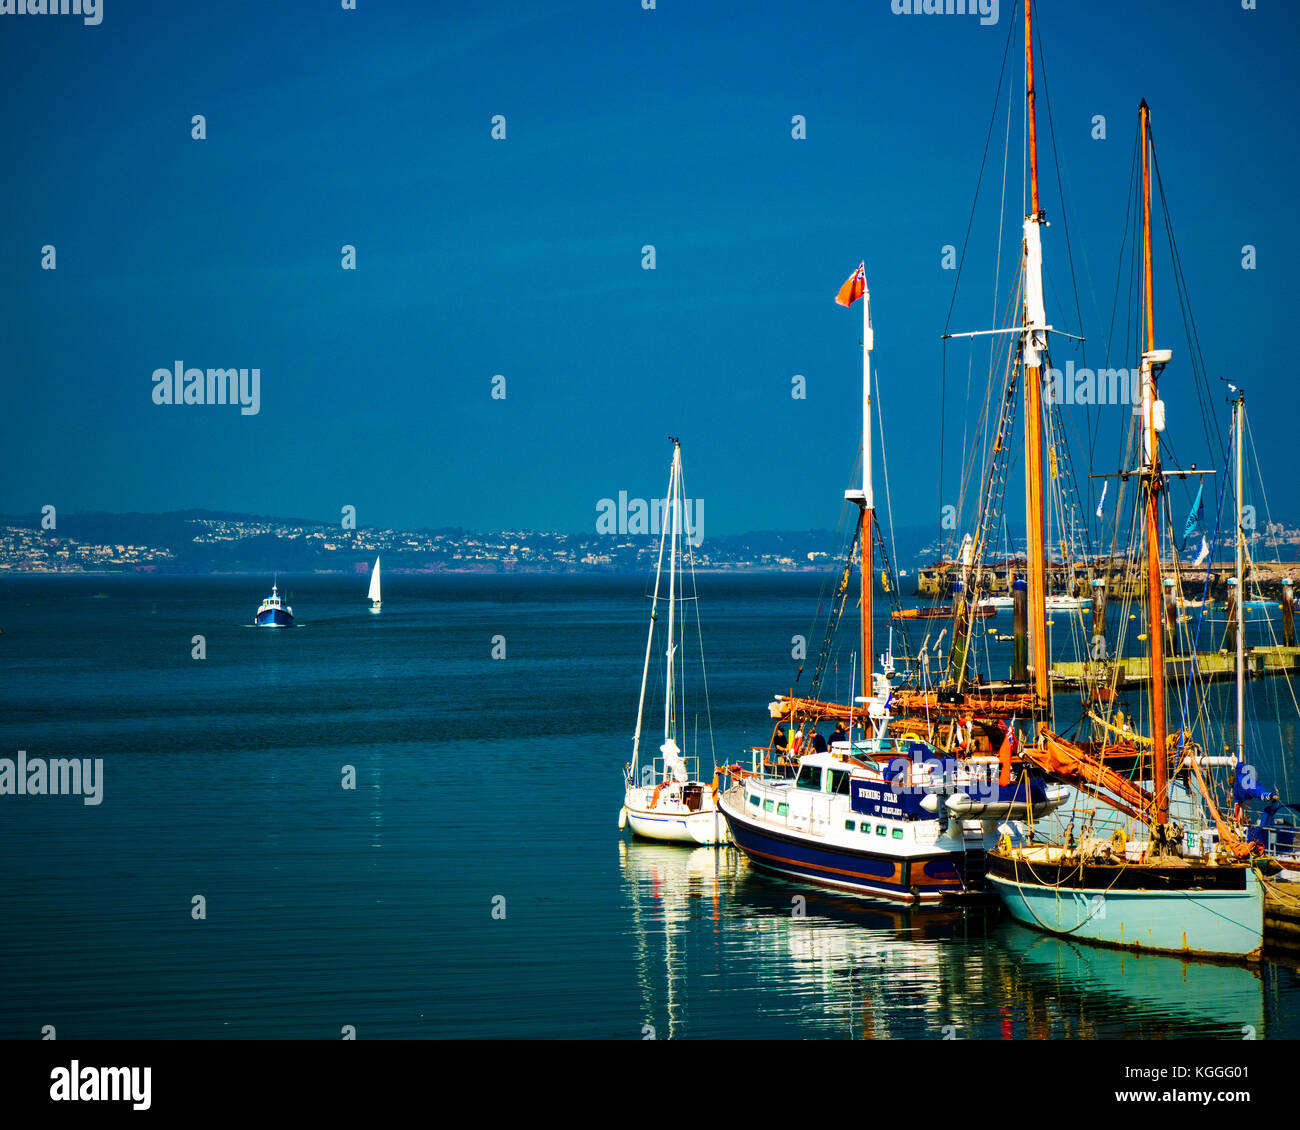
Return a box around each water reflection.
[619,840,734,1040]
[619,842,1289,1039]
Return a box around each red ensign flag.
[998,719,1017,788]
[835,262,866,307]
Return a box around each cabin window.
[796,766,823,792]
[892,828,904,840]
[777,803,789,816]
[828,769,850,795]
[764,799,774,812]
[748,793,760,807]
[876,825,887,836]
[844,819,855,831]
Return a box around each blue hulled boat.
[720,729,1067,905]
[254,582,293,628]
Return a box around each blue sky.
[1,0,1296,538]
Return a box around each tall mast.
[841,265,875,705]
[1139,100,1169,826]
[860,279,875,701]
[664,443,681,756]
[1021,0,1050,710]
[631,442,676,778]
[1235,393,1246,762]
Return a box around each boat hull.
[626,806,727,845]
[624,784,727,845]
[720,799,979,905]
[987,853,1264,959]
[255,608,294,628]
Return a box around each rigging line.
[955,270,1025,566]
[1148,127,1224,468]
[948,258,1023,575]
[943,274,1017,573]
[1100,120,1140,457]
[961,350,973,488]
[980,56,1016,493]
[872,516,914,663]
[1177,424,1233,734]
[874,369,901,599]
[807,451,865,697]
[677,459,716,768]
[684,544,717,769]
[1098,131,1143,565]
[1032,1,1086,345]
[942,10,1017,335]
[1245,412,1282,570]
[939,344,946,558]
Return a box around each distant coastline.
[0,565,832,578]
[0,509,857,578]
[6,507,1296,580]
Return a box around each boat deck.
[1264,880,1300,956]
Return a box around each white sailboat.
[368,556,382,612]
[620,439,727,845]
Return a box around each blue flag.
[1183,482,1203,546]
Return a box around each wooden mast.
[1022,0,1050,711]
[860,279,874,703]
[841,265,875,707]
[1139,100,1169,826]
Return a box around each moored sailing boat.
[1217,394,1300,879]
[620,440,727,846]
[987,95,1266,960]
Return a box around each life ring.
[1111,828,1128,853]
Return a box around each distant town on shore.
[4,510,1298,580]
[0,510,844,576]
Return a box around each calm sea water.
[0,573,1297,1040]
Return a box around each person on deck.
[811,729,828,753]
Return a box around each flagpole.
[861,271,874,703]
[839,263,874,709]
